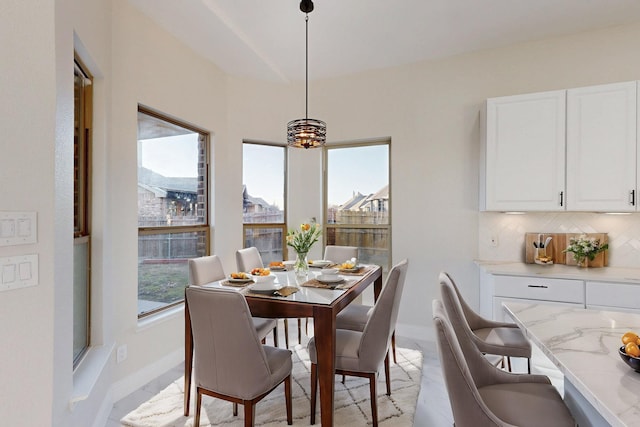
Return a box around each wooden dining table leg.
[313,305,336,427]
[184,296,193,416]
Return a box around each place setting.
[302,268,355,290]
[239,269,299,297]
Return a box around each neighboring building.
[138,167,199,226]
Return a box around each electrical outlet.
[490,235,499,247]
[117,345,127,364]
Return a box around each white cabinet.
[481,90,566,211]
[566,81,637,211]
[585,281,640,312]
[481,80,640,212]
[491,275,584,320]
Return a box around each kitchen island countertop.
[504,301,640,427]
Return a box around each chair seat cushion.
[479,382,574,427]
[473,326,532,358]
[308,329,367,372]
[252,317,277,340]
[263,346,293,388]
[336,304,372,331]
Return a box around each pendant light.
[287,0,326,149]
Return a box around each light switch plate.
[0,212,37,246]
[0,254,38,291]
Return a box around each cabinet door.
[566,81,637,211]
[482,90,566,211]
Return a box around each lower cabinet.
[480,271,640,320]
[586,281,640,313]
[480,273,585,320]
[483,274,585,321]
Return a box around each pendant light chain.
[286,0,326,148]
[305,14,309,120]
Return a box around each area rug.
[121,344,423,426]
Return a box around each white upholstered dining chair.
[323,245,358,264]
[236,247,299,347]
[188,255,278,346]
[432,298,575,427]
[186,286,293,427]
[307,258,408,426]
[439,271,531,372]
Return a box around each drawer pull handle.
[527,285,548,289]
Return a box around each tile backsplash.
[479,212,640,268]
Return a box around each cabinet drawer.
[586,281,640,310]
[493,275,584,304]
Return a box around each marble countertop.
[503,301,640,427]
[476,260,640,284]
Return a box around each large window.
[137,107,209,317]
[242,142,286,264]
[324,141,390,270]
[73,58,92,367]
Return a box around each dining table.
[183,263,383,427]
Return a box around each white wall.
[0,1,57,426]
[109,0,229,389]
[5,2,640,425]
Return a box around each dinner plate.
[310,260,332,268]
[250,281,282,292]
[339,266,361,273]
[269,266,286,271]
[228,276,252,283]
[316,275,344,284]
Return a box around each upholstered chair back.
[323,245,358,263]
[186,287,275,400]
[358,259,408,372]
[236,247,263,272]
[189,255,226,286]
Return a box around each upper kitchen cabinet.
[566,81,637,212]
[481,90,566,211]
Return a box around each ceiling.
[128,0,640,83]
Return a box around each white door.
[482,90,566,211]
[566,81,637,211]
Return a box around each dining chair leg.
[285,374,292,425]
[527,358,531,374]
[391,331,397,364]
[384,352,391,396]
[243,401,255,427]
[284,319,290,349]
[507,356,512,372]
[272,325,279,347]
[368,373,379,427]
[195,388,203,427]
[297,318,302,344]
[233,402,238,416]
[310,363,317,425]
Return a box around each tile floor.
[105,324,454,427]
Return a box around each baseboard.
[110,347,183,402]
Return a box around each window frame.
[241,141,288,261]
[73,56,93,368]
[137,105,210,318]
[322,139,392,271]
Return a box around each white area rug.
[121,344,423,426]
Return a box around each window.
[242,142,286,264]
[324,141,390,270]
[137,107,209,317]
[73,58,92,367]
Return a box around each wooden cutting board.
[525,232,608,267]
[564,233,608,267]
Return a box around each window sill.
[137,303,184,332]
[70,343,114,410]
